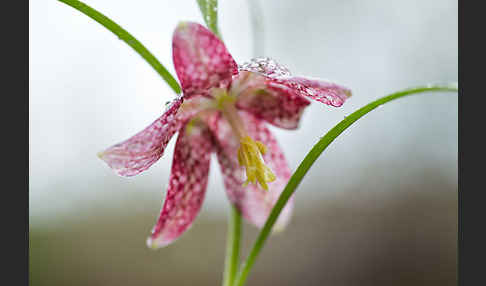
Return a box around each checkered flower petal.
[239,57,352,108]
[232,71,311,129]
[98,97,185,177]
[147,124,213,249]
[173,22,238,97]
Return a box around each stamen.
[211,88,276,190]
[238,136,276,190]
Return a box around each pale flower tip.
[146,234,173,249]
[271,217,291,234]
[96,151,105,159]
[146,237,160,250]
[271,223,287,234]
[176,21,190,29]
[344,89,353,98]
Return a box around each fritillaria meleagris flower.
[98,22,351,248]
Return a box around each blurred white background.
[30,1,457,285]
[30,0,456,233]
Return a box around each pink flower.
[98,22,352,248]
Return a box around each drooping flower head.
[98,22,351,248]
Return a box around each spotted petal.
[232,71,311,129]
[98,96,206,177]
[286,76,352,107]
[209,111,293,230]
[147,124,213,249]
[239,57,352,107]
[172,22,238,97]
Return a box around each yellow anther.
[255,141,267,155]
[210,87,276,191]
[237,136,276,191]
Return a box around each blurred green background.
[30,0,457,285]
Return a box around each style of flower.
[98,22,352,248]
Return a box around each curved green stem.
[222,205,242,286]
[58,0,182,94]
[197,0,220,38]
[234,83,458,286]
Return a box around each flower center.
[212,88,276,190]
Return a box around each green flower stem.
[223,205,242,286]
[234,84,458,286]
[58,0,182,94]
[197,0,220,38]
